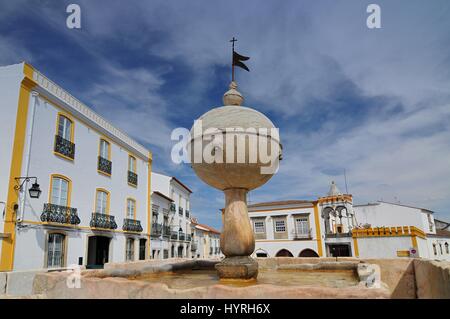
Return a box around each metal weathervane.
[230,37,250,82]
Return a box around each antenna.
[344,169,349,194]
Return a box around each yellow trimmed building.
[0,62,153,271]
[249,181,450,261]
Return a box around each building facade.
[191,219,221,259]
[0,63,152,271]
[250,181,450,261]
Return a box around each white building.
[150,172,193,258]
[191,219,221,259]
[150,172,221,259]
[0,62,153,271]
[250,181,450,261]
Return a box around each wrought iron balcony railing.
[186,234,192,241]
[178,232,186,241]
[191,243,198,251]
[98,156,112,175]
[123,218,143,232]
[90,212,117,230]
[185,210,190,218]
[151,223,163,237]
[178,207,184,216]
[127,170,138,186]
[170,203,176,212]
[41,203,80,225]
[54,135,75,160]
[170,231,178,240]
[163,225,171,238]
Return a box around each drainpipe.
[17,91,39,223]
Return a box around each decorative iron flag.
[233,51,250,72]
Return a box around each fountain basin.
[32,258,395,299]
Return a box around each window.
[295,217,309,235]
[275,220,286,232]
[95,190,109,214]
[47,233,65,268]
[445,242,449,254]
[253,221,265,233]
[128,156,136,173]
[50,176,70,207]
[99,139,110,159]
[54,114,75,160]
[439,244,443,255]
[433,243,437,255]
[57,114,72,141]
[126,238,134,261]
[127,198,136,219]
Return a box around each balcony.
[40,203,80,225]
[123,219,143,232]
[170,203,176,212]
[178,232,186,241]
[90,212,117,230]
[178,207,184,216]
[325,231,352,239]
[151,223,163,237]
[163,225,171,238]
[170,231,178,240]
[185,210,190,218]
[98,156,112,175]
[54,135,75,160]
[191,243,198,251]
[292,229,313,240]
[127,170,138,186]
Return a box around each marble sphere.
[188,82,282,191]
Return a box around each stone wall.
[414,259,450,298]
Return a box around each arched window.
[299,249,319,257]
[126,198,136,219]
[50,175,71,207]
[128,155,136,173]
[445,242,449,254]
[433,243,437,255]
[47,233,65,268]
[275,249,293,257]
[57,114,73,141]
[255,249,268,258]
[95,189,109,214]
[99,139,110,160]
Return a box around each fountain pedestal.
[189,81,281,281]
[215,188,258,280]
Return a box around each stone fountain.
[188,81,282,280]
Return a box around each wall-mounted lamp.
[14,176,42,199]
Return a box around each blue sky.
[1,1,450,229]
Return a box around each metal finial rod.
[230,37,237,82]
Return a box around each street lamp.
[14,177,42,199]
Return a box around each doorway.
[87,236,110,269]
[139,239,146,260]
[328,244,351,257]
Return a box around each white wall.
[354,202,433,233]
